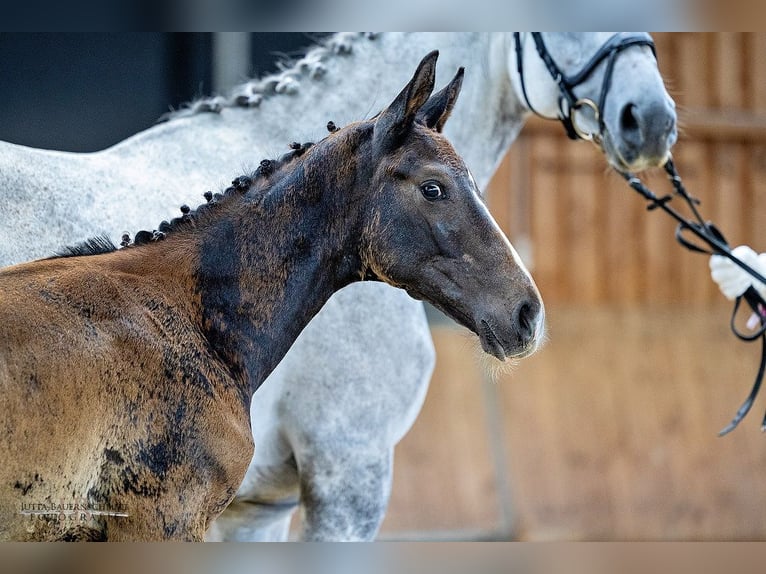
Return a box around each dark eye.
[420,181,446,201]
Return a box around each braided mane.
[164,33,378,120]
[54,30,376,260]
[51,137,321,258]
[121,139,317,249]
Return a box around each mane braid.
[52,234,117,259]
[122,138,319,249]
[161,33,378,121]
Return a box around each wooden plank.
[380,325,502,537]
[742,32,766,257]
[508,135,534,270]
[604,165,647,304]
[676,141,718,304]
[714,33,744,109]
[554,136,573,303]
[563,142,602,304]
[498,304,766,540]
[744,33,766,259]
[712,142,746,266]
[749,144,766,254]
[529,133,563,303]
[682,108,766,141]
[652,33,677,113]
[640,168,678,302]
[501,307,622,538]
[677,33,713,110]
[752,34,766,110]
[600,170,621,302]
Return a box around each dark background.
[0,33,321,152]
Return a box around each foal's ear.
[373,50,438,151]
[417,67,464,132]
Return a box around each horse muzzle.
[605,98,678,172]
[478,297,545,362]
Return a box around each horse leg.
[296,447,393,541]
[206,415,302,542]
[205,449,393,542]
[205,496,298,541]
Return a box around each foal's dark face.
[367,124,544,361]
[361,51,543,361]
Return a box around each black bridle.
[620,161,766,436]
[515,32,766,435]
[513,32,656,143]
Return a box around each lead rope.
[618,159,766,435]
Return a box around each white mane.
[166,33,378,120]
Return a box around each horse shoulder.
[0,254,253,540]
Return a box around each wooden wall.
[383,309,766,540]
[489,33,766,306]
[376,33,766,541]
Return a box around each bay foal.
[0,52,543,540]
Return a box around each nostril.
[664,109,677,137]
[514,300,539,341]
[518,303,531,334]
[620,103,640,135]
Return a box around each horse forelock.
[162,33,379,122]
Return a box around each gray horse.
[0,33,676,540]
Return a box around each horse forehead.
[405,130,468,171]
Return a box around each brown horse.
[0,51,544,541]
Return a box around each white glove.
[709,245,766,300]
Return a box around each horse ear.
[417,67,464,132]
[373,50,438,151]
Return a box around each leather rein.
[515,32,766,435]
[620,161,766,436]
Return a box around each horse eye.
[420,181,446,201]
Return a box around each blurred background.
[1,33,765,541]
[389,33,766,541]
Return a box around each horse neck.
[124,129,372,399]
[110,33,526,193]
[441,33,529,190]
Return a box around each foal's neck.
[149,127,372,400]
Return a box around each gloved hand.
[709,245,766,300]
